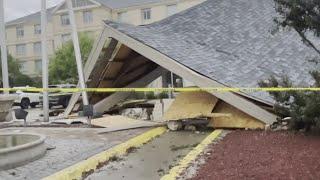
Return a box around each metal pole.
[170,72,174,98]
[0,0,9,93]
[66,0,89,106]
[41,0,49,122]
[170,72,174,88]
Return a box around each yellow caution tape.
[3,87,320,93]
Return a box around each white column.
[41,0,49,122]
[0,0,9,93]
[66,0,89,105]
[170,72,174,88]
[169,72,174,99]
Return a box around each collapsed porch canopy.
[66,0,320,125]
[104,0,319,104]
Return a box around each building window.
[35,59,42,73]
[72,0,92,8]
[83,10,93,24]
[61,14,70,26]
[33,42,42,55]
[62,34,71,44]
[19,61,28,73]
[141,8,151,21]
[16,25,24,38]
[167,4,177,16]
[16,44,26,56]
[117,11,127,23]
[34,24,41,35]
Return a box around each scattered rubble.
[267,117,291,131]
[163,92,264,130]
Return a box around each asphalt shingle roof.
[105,0,320,104]
[6,6,56,26]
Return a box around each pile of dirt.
[191,130,320,179]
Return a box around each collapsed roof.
[104,0,319,104]
[67,0,320,125]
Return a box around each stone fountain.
[0,94,17,122]
[0,133,47,169]
[0,94,47,169]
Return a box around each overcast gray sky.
[4,0,64,22]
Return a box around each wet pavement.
[86,131,210,180]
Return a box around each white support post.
[66,0,89,107]
[0,0,9,93]
[41,0,49,122]
[169,72,174,98]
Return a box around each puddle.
[0,134,39,149]
[86,131,210,180]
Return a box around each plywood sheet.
[91,115,162,133]
[209,101,265,129]
[163,92,218,121]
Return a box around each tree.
[49,34,94,84]
[259,0,320,131]
[274,0,320,54]
[0,52,38,87]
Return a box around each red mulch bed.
[191,130,320,180]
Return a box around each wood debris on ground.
[164,91,266,129]
[91,115,164,133]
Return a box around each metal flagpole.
[66,0,89,106]
[0,0,9,93]
[41,0,49,122]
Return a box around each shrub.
[259,73,320,132]
[146,91,156,100]
[157,91,169,99]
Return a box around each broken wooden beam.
[94,67,164,113]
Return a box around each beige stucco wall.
[52,6,109,48]
[112,0,205,25]
[5,0,205,78]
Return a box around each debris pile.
[164,92,266,130]
[91,115,163,133]
[106,100,153,120]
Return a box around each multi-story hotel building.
[5,0,205,77]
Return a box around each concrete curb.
[161,129,223,180]
[42,127,167,180]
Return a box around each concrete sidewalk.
[86,131,209,180]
